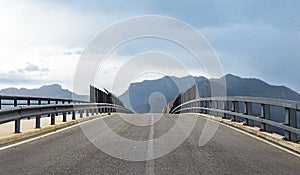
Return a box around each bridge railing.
[0,103,133,133]
[0,95,87,110]
[170,96,300,143]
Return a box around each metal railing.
[170,96,300,142]
[0,103,132,133]
[0,95,87,110]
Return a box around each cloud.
[24,64,39,72]
[64,49,82,56]
[22,64,50,73]
[200,23,300,92]
[0,0,299,94]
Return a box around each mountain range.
[119,74,300,113]
[0,84,89,101]
[0,74,299,114]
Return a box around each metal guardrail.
[0,103,132,133]
[0,95,87,110]
[170,96,300,143]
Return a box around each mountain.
[0,84,89,101]
[217,74,300,101]
[119,74,300,113]
[119,76,207,113]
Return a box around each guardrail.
[170,96,300,142]
[0,95,87,110]
[0,103,132,133]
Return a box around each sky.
[0,0,299,95]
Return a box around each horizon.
[1,73,299,96]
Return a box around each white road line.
[205,117,300,158]
[0,115,110,152]
[145,114,155,175]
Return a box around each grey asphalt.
[0,114,299,175]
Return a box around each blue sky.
[0,0,299,95]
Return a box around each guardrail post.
[284,108,297,142]
[14,98,17,107]
[204,101,208,114]
[80,110,83,118]
[86,109,89,117]
[95,107,98,114]
[0,98,2,110]
[244,102,253,126]
[51,113,55,125]
[68,101,71,114]
[15,119,21,133]
[199,101,203,113]
[222,101,229,119]
[91,108,94,115]
[209,100,213,115]
[72,110,76,120]
[35,99,42,123]
[216,101,220,117]
[48,100,51,117]
[55,100,58,116]
[232,101,239,121]
[36,116,41,128]
[63,112,67,122]
[13,99,20,133]
[260,104,272,132]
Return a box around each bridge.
[0,87,299,174]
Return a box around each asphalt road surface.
[0,114,299,175]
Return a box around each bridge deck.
[0,114,299,174]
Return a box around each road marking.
[204,117,300,158]
[145,114,155,175]
[0,115,110,152]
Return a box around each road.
[0,114,299,174]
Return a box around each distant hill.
[0,84,89,101]
[217,74,300,101]
[119,74,300,113]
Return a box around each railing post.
[15,119,21,133]
[199,101,203,113]
[80,110,83,118]
[95,107,98,114]
[72,110,76,120]
[48,100,51,117]
[0,98,1,110]
[51,113,55,125]
[232,101,239,121]
[244,102,253,126]
[204,101,208,114]
[14,98,17,107]
[86,109,89,117]
[216,101,220,117]
[55,100,58,116]
[223,101,229,119]
[91,107,94,115]
[284,108,297,142]
[36,116,41,128]
[63,112,67,122]
[13,99,20,132]
[260,104,272,132]
[209,100,213,115]
[36,99,41,123]
[68,101,71,114]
